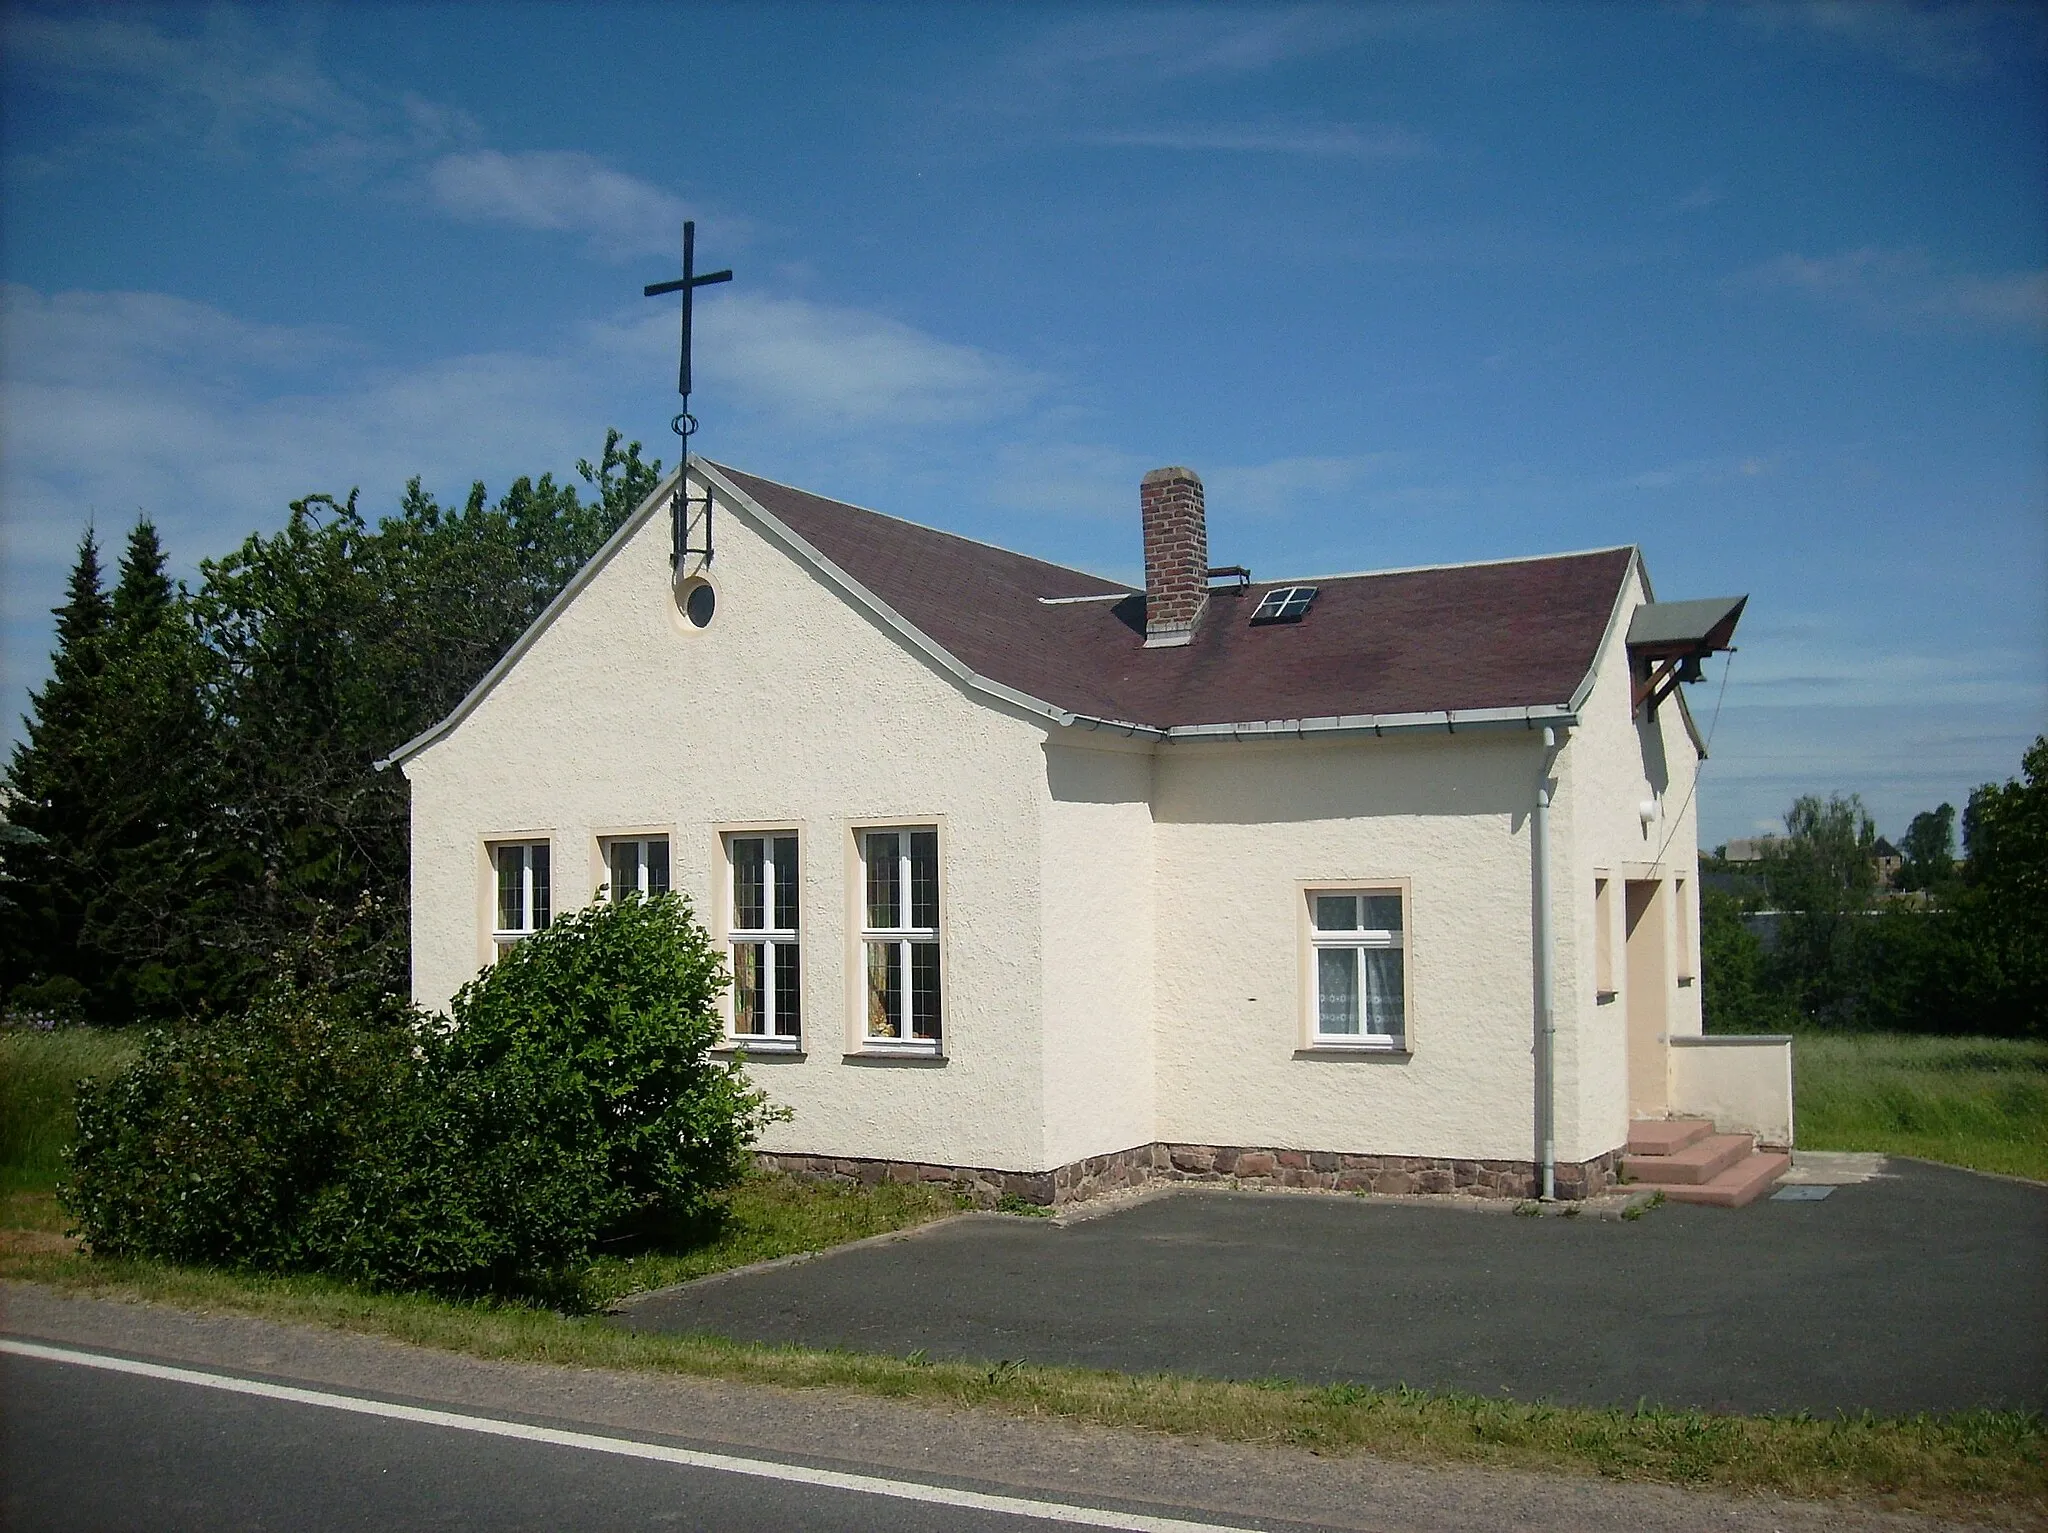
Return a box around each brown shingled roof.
[712,463,1633,732]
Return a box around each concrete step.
[1659,1151,1792,1209]
[1622,1133,1754,1186]
[1627,1118,1715,1157]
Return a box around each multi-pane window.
[861,828,941,1048]
[493,842,551,954]
[1308,889,1406,1048]
[728,834,800,1046]
[607,837,671,900]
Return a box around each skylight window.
[1250,585,1318,624]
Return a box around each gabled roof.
[382,458,1642,768]
[712,463,1635,737]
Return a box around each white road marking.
[3,1338,1262,1532]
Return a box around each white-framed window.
[727,833,800,1047]
[1307,888,1406,1049]
[860,827,941,1050]
[606,836,671,900]
[493,841,551,954]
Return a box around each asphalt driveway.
[619,1158,2046,1416]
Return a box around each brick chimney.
[1141,465,1208,647]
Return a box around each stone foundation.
[755,1142,1622,1208]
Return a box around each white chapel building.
[386,459,1791,1205]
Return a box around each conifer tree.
[1,530,114,1014]
[84,520,216,1019]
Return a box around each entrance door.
[1624,879,1669,1116]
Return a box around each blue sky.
[2,2,2042,847]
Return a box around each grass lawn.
[1794,1033,2048,1182]
[3,1024,2044,1523]
[0,1026,143,1198]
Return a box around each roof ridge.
[703,460,1130,593]
[1259,544,1637,587]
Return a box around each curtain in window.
[867,943,901,1037]
[733,942,765,1033]
[1317,948,1359,1033]
[1360,949,1404,1038]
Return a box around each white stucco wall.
[1669,1037,1794,1147]
[1151,731,1551,1163]
[1039,742,1157,1165]
[403,479,1709,1179]
[1551,557,1706,1158]
[404,471,1058,1173]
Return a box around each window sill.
[715,1040,805,1060]
[844,1047,946,1066]
[1296,1044,1411,1060]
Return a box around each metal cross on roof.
[644,219,733,406]
[643,220,733,566]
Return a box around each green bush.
[62,893,779,1296]
[64,985,416,1269]
[440,891,768,1220]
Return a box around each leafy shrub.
[64,983,415,1270]
[439,891,769,1220]
[62,893,779,1296]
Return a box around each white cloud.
[0,279,1062,740]
[1017,7,1443,82]
[425,150,690,260]
[1,8,446,172]
[0,284,350,388]
[693,295,1045,431]
[2,10,703,260]
[1601,453,1779,493]
[1675,178,1724,212]
[981,445,1397,524]
[986,443,1153,519]
[1084,123,1433,161]
[1736,247,2048,334]
[1206,455,1397,517]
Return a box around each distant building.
[1723,836,1779,864]
[1871,837,1902,890]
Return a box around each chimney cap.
[1142,465,1202,486]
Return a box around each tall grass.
[0,1027,143,1194]
[1795,1034,2048,1181]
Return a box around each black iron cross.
[643,220,732,402]
[644,220,732,567]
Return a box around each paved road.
[1,1343,1287,1533]
[622,1158,2047,1415]
[1,1285,1965,1533]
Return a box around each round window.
[681,579,716,628]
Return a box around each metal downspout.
[1534,726,1561,1201]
